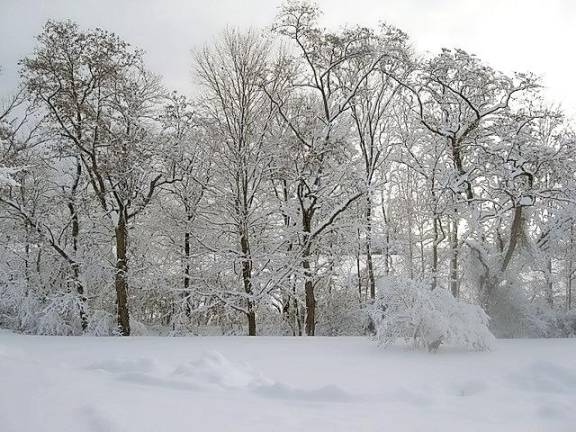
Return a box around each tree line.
[1,2,575,337]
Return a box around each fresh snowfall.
[1,1,576,431]
[1,332,575,432]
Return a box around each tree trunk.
[501,205,523,273]
[568,267,573,311]
[356,228,362,301]
[381,190,391,276]
[450,137,473,201]
[247,310,256,336]
[240,231,256,336]
[302,240,315,335]
[21,178,31,291]
[115,212,130,336]
[482,205,524,308]
[302,241,316,336]
[183,229,192,318]
[304,259,316,336]
[419,222,426,278]
[568,223,574,311]
[449,217,459,298]
[293,284,302,336]
[546,256,554,306]
[68,171,88,331]
[365,197,376,299]
[407,210,414,280]
[302,206,316,336]
[431,216,439,290]
[23,218,31,293]
[71,261,88,331]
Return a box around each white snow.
[0,166,21,187]
[0,332,575,432]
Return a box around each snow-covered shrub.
[84,310,116,336]
[34,292,83,335]
[0,277,83,335]
[371,277,495,352]
[540,310,576,338]
[84,310,151,336]
[130,319,151,336]
[0,278,26,330]
[317,288,365,336]
[487,282,549,338]
[255,305,294,336]
[0,272,47,333]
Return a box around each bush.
[370,277,495,352]
[541,310,576,338]
[486,282,549,338]
[317,288,365,336]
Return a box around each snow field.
[0,332,575,432]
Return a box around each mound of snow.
[173,350,273,389]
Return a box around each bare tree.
[194,29,279,335]
[20,21,173,335]
[270,2,376,335]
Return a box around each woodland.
[1,1,575,344]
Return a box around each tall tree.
[270,2,375,335]
[21,21,171,335]
[345,24,411,298]
[194,29,278,335]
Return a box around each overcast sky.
[1,0,574,117]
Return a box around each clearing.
[0,331,575,432]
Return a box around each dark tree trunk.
[568,223,574,311]
[381,192,391,276]
[546,257,554,306]
[568,268,573,311]
[115,212,130,336]
[183,229,192,318]
[407,202,414,279]
[240,231,256,336]
[71,261,88,331]
[303,242,315,335]
[68,160,88,330]
[450,137,473,201]
[431,216,440,290]
[501,205,523,273]
[302,207,316,336]
[247,310,256,336]
[68,212,87,326]
[481,205,525,308]
[365,197,376,299]
[23,218,31,293]
[304,257,315,336]
[21,179,31,291]
[449,217,459,298]
[292,282,302,336]
[356,233,362,301]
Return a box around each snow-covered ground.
[0,331,575,432]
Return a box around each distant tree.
[344,24,412,298]
[158,91,212,326]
